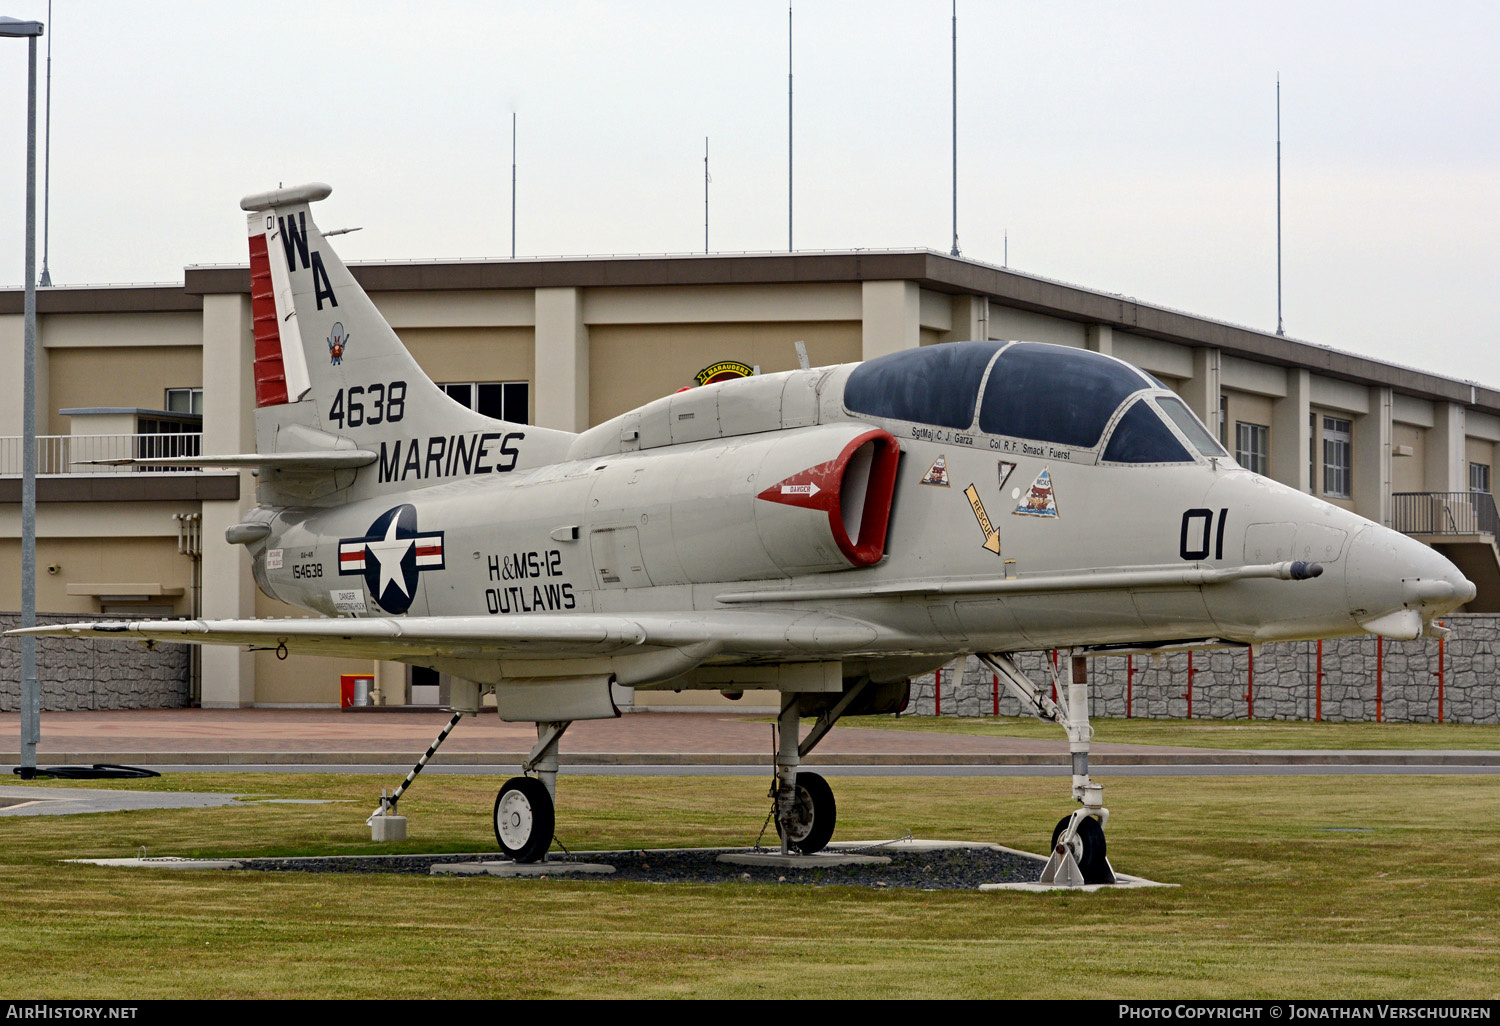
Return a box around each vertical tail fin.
[238,183,574,498]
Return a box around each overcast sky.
[1,1,1496,384]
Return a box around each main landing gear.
[492,720,570,863]
[769,679,873,855]
[981,652,1117,885]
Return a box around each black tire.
[1050,813,1109,884]
[493,776,555,863]
[774,771,837,855]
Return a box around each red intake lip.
[756,429,901,566]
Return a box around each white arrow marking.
[781,483,820,497]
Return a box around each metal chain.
[752,802,778,852]
[752,721,781,850]
[839,830,915,855]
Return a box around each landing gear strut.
[492,720,571,863]
[769,681,870,854]
[981,652,1116,885]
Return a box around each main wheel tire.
[774,771,837,855]
[493,776,555,864]
[1050,813,1109,884]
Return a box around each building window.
[1235,422,1270,476]
[1308,411,1316,490]
[1471,462,1491,495]
[165,387,202,415]
[1323,416,1352,498]
[440,381,529,424]
[1218,395,1228,448]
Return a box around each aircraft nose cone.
[1345,525,1474,635]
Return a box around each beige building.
[4,250,1498,708]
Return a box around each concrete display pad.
[978,875,1177,892]
[68,857,245,870]
[718,850,892,868]
[431,860,616,878]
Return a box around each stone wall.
[908,614,1500,724]
[0,613,190,710]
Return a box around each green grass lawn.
[1,771,1497,998]
[837,715,1500,750]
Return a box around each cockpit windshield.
[1156,396,1228,457]
[1101,399,1194,464]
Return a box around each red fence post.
[1316,639,1323,723]
[1050,649,1058,703]
[1126,654,1135,719]
[1184,651,1195,719]
[934,665,942,717]
[1376,636,1384,723]
[1245,647,1255,720]
[1437,626,1446,723]
[992,673,999,717]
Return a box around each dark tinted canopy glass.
[844,341,1002,429]
[1101,399,1194,464]
[978,343,1152,447]
[1157,396,1227,457]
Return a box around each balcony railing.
[1391,491,1500,538]
[0,433,203,476]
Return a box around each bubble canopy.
[843,341,1224,463]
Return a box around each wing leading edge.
[8,609,898,663]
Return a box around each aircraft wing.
[8,609,898,662]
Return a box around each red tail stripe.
[248,233,289,407]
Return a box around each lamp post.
[2,15,45,778]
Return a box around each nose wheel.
[1049,813,1112,884]
[493,775,554,863]
[773,771,837,855]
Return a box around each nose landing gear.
[981,651,1117,886]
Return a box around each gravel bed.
[239,845,1044,890]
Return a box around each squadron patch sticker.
[921,455,951,486]
[1013,467,1059,518]
[327,322,350,365]
[998,460,1016,490]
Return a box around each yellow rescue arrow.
[964,483,1002,555]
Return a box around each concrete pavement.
[3,708,1496,768]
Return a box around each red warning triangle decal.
[757,459,841,512]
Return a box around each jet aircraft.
[16,184,1475,882]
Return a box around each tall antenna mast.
[949,0,959,257]
[1276,75,1283,336]
[511,112,517,260]
[704,136,710,254]
[788,3,793,252]
[39,0,52,286]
